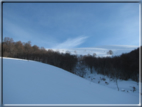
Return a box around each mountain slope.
[3,58,139,104]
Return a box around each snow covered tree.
[73,59,86,77]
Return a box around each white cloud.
[53,36,88,49]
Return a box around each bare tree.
[74,59,86,77]
[107,50,113,55]
[111,65,120,91]
[107,50,113,56]
[66,51,71,54]
[74,50,77,55]
[93,53,97,57]
[23,41,32,60]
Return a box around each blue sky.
[3,3,139,49]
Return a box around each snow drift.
[3,58,139,104]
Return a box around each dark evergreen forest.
[1,37,141,82]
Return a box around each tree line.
[82,47,140,81]
[2,37,78,73]
[1,37,141,82]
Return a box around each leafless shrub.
[133,87,136,92]
[101,77,106,81]
[105,82,109,85]
[121,89,125,92]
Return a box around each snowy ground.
[3,57,140,105]
[84,72,140,97]
[46,45,138,57]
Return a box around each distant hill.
[46,45,138,57]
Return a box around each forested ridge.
[1,37,141,82]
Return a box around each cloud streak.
[53,36,88,49]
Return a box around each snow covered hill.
[3,57,140,105]
[46,45,138,57]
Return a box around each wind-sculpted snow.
[3,58,139,104]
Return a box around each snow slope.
[84,72,140,97]
[3,57,139,104]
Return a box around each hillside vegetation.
[2,37,141,82]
